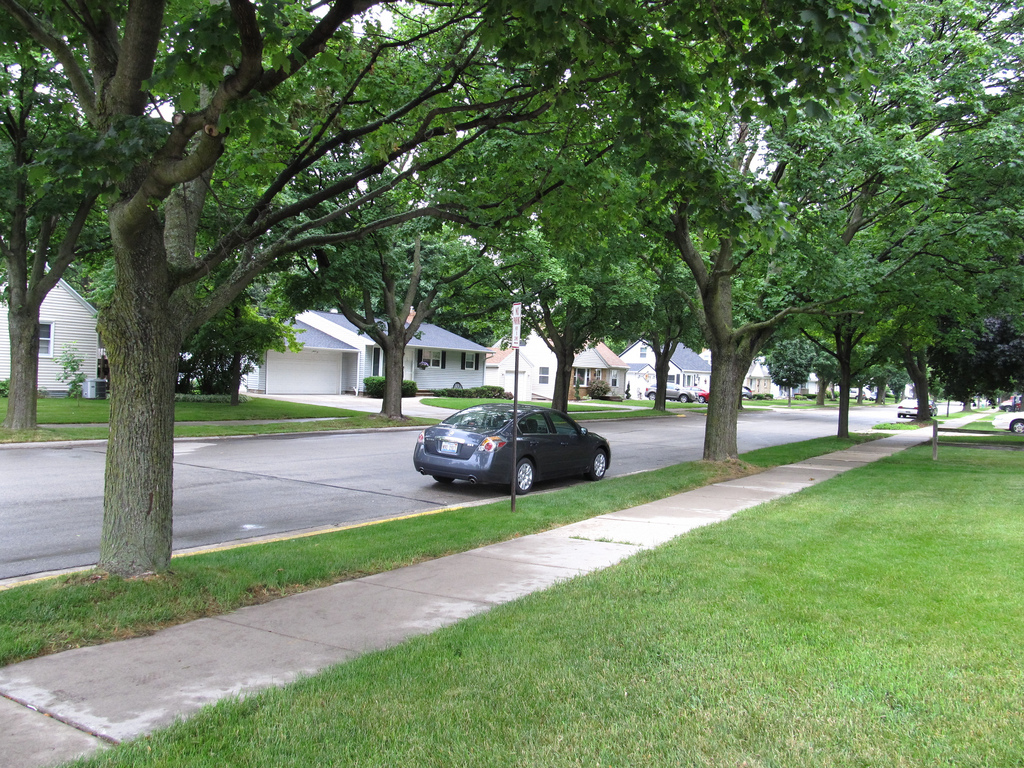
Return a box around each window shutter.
[441,351,447,368]
[475,353,480,370]
[461,352,466,370]
[416,349,422,365]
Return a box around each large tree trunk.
[902,345,932,422]
[703,340,756,460]
[550,349,575,413]
[380,336,407,419]
[650,339,677,411]
[2,302,41,430]
[98,211,183,577]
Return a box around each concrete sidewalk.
[0,430,936,768]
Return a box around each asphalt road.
[0,405,903,581]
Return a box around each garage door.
[265,349,344,394]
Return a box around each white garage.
[264,348,346,395]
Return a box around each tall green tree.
[0,0,618,576]
[0,52,101,429]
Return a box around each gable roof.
[290,320,357,351]
[303,310,489,353]
[670,345,711,373]
[573,342,628,370]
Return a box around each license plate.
[439,441,459,455]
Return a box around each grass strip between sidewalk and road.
[0,398,437,443]
[70,443,1024,768]
[0,435,878,667]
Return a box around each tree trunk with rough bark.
[902,345,932,422]
[381,335,408,419]
[703,340,756,460]
[2,302,40,430]
[98,210,184,577]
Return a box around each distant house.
[248,310,490,395]
[484,346,535,397]
[619,340,711,396]
[0,279,101,396]
[518,333,628,400]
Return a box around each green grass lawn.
[0,435,876,667]
[67,444,1024,767]
[0,397,437,443]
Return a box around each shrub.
[173,393,251,403]
[364,377,419,397]
[587,379,611,398]
[431,385,508,399]
[0,379,8,398]
[363,376,386,398]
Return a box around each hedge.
[363,377,418,398]
[431,385,511,399]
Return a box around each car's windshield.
[442,408,512,432]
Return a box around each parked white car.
[992,411,1024,434]
[896,398,936,419]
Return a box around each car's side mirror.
[580,427,588,435]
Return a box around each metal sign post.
[510,303,522,512]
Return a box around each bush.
[0,379,8,398]
[363,377,386,398]
[752,393,774,401]
[587,379,611,398]
[363,377,419,398]
[431,385,509,399]
[173,393,251,403]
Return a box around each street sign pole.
[510,303,522,512]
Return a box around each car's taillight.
[478,436,507,453]
[417,432,425,444]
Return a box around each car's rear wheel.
[585,450,608,481]
[432,476,454,484]
[1011,420,1024,434]
[646,391,655,400]
[515,458,535,494]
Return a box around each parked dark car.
[413,404,611,493]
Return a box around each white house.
[248,310,490,395]
[484,346,535,397]
[0,279,101,396]
[518,332,628,400]
[619,340,712,397]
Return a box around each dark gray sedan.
[413,404,611,493]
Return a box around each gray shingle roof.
[670,345,711,373]
[306,310,489,352]
[290,320,357,351]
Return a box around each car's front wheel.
[697,395,708,404]
[678,393,691,403]
[515,458,535,494]
[1011,420,1024,434]
[585,450,608,481]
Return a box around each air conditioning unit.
[83,378,108,399]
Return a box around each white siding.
[407,348,486,391]
[0,281,99,395]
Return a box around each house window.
[38,323,53,357]
[611,372,619,387]
[462,352,477,370]
[575,368,592,386]
[429,350,442,367]
[639,345,647,359]
[538,367,549,384]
